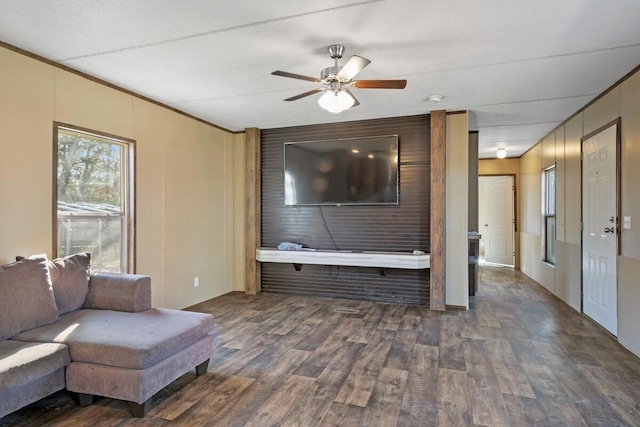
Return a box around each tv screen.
[284,135,399,206]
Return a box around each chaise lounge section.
[0,254,215,418]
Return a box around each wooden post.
[245,128,261,295]
[430,110,446,310]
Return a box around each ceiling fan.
[272,44,407,113]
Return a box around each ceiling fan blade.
[284,88,324,101]
[353,80,407,89]
[345,89,360,107]
[272,70,321,83]
[336,55,371,81]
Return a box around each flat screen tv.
[284,135,399,206]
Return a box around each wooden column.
[245,127,261,295]
[430,110,446,310]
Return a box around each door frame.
[580,117,622,316]
[478,173,518,267]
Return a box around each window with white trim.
[54,124,134,273]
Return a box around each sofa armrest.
[85,273,151,312]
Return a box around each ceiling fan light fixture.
[274,45,406,109]
[318,90,355,113]
[497,147,507,159]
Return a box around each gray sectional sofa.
[0,253,215,418]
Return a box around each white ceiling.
[1,0,639,158]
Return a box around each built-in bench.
[256,247,430,276]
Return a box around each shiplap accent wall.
[260,115,430,304]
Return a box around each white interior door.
[582,124,618,336]
[479,176,515,266]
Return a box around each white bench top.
[256,247,430,269]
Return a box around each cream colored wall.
[619,256,640,356]
[564,114,583,246]
[541,132,556,170]
[446,112,469,308]
[555,240,581,312]
[540,130,556,299]
[133,99,169,306]
[55,68,133,137]
[162,116,233,309]
[554,116,582,312]
[583,87,619,136]
[618,71,640,356]
[0,46,238,309]
[519,67,640,357]
[478,158,521,269]
[540,262,555,293]
[620,73,640,259]
[540,126,555,294]
[519,144,542,283]
[233,132,247,292]
[478,158,520,175]
[555,127,566,242]
[0,49,53,259]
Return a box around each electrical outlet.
[623,216,631,230]
[194,277,199,287]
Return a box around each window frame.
[53,122,136,273]
[542,165,556,265]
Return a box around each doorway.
[582,122,619,336]
[479,175,515,267]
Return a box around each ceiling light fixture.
[497,147,507,159]
[427,94,443,103]
[318,90,355,113]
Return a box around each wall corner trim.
[430,110,447,310]
[245,127,261,295]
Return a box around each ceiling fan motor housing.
[321,66,342,83]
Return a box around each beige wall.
[519,144,542,283]
[446,112,469,307]
[233,132,247,292]
[0,49,53,259]
[478,158,520,175]
[518,67,640,357]
[0,46,241,309]
[478,158,521,269]
[555,113,582,312]
[618,72,640,357]
[540,131,555,298]
[620,73,640,259]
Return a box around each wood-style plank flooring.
[3,266,640,426]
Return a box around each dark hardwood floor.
[3,266,640,426]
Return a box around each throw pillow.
[16,253,92,314]
[0,256,59,340]
[48,253,92,314]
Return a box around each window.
[543,166,556,264]
[54,124,134,273]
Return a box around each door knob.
[484,224,488,227]
[604,227,615,234]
